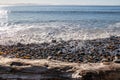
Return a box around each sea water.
[0,5,120,45]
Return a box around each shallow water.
[0,5,120,45]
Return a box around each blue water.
[0,5,120,44]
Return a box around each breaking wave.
[0,22,120,45]
[0,5,120,45]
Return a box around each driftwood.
[0,56,120,80]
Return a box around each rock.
[101,58,109,62]
[0,36,120,63]
[17,43,23,47]
[51,39,57,43]
[114,59,120,63]
[0,56,120,80]
[57,50,63,55]
[10,62,30,66]
[47,56,52,60]
[113,55,120,63]
[0,66,12,73]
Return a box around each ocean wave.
[0,10,8,18]
[10,10,120,14]
[0,22,120,45]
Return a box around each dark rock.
[0,36,120,63]
[17,43,23,47]
[0,66,12,72]
[51,39,57,43]
[10,62,30,66]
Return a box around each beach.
[0,36,120,63]
[0,5,120,80]
[0,55,120,80]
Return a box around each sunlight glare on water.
[0,5,120,45]
[0,6,9,27]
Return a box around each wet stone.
[0,36,119,63]
[10,62,29,66]
[51,39,57,43]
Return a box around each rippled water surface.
[0,5,120,45]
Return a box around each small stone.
[113,54,120,63]
[10,62,29,66]
[101,58,109,62]
[51,39,56,43]
[0,52,4,55]
[113,59,120,63]
[57,51,63,55]
[47,56,52,60]
[17,43,23,47]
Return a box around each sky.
[0,0,120,5]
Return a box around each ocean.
[0,5,120,45]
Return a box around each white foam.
[0,8,9,28]
[0,22,120,45]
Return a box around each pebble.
[51,39,57,43]
[113,54,120,63]
[0,36,119,63]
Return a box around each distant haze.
[0,0,120,5]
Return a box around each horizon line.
[0,3,120,6]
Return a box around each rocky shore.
[0,36,120,80]
[0,36,120,63]
[0,56,120,80]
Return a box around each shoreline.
[0,36,120,80]
[0,36,120,63]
